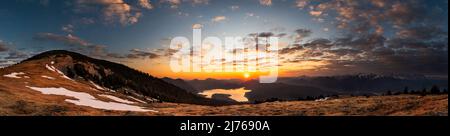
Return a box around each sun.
[243,73,250,79]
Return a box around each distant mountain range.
[164,74,448,102]
[278,74,448,94]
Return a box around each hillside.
[23,50,223,105]
[158,95,448,116]
[0,50,233,115]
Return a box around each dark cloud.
[278,24,447,77]
[0,41,9,52]
[298,0,445,37]
[279,44,303,54]
[33,33,112,58]
[33,33,89,47]
[328,48,362,56]
[295,29,312,37]
[334,34,386,51]
[303,38,333,49]
[278,38,332,55]
[258,32,275,37]
[276,33,287,38]
[106,53,127,59]
[396,26,448,40]
[4,50,29,59]
[33,36,163,60]
[385,1,427,26]
[293,29,313,43]
[105,48,162,60]
[128,49,160,59]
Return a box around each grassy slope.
[155,95,448,116]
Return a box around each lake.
[198,87,252,102]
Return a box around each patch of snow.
[52,66,65,75]
[89,81,105,90]
[60,74,74,81]
[128,96,147,104]
[3,72,26,78]
[99,94,135,104]
[315,97,330,102]
[41,75,55,80]
[24,76,30,78]
[45,64,74,81]
[145,97,159,102]
[46,64,56,72]
[129,93,156,102]
[104,87,116,92]
[51,61,55,65]
[27,86,156,112]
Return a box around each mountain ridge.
[20,50,229,105]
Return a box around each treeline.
[253,94,339,104]
[384,85,448,96]
[253,85,448,104]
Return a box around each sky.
[0,0,448,80]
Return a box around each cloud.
[159,0,209,9]
[79,17,96,25]
[0,40,10,52]
[259,0,272,6]
[211,16,227,22]
[270,27,286,32]
[138,0,154,9]
[191,0,209,5]
[106,53,126,59]
[73,0,151,25]
[4,50,29,60]
[34,33,90,47]
[105,48,164,60]
[371,0,386,8]
[385,2,425,26]
[293,29,313,43]
[294,0,439,38]
[277,1,447,76]
[127,49,160,59]
[309,11,322,17]
[0,60,17,68]
[192,23,203,29]
[61,24,74,33]
[160,0,182,8]
[295,29,313,38]
[230,5,239,11]
[277,26,448,76]
[33,33,113,58]
[395,26,447,40]
[295,0,308,9]
[258,32,275,37]
[279,44,303,54]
